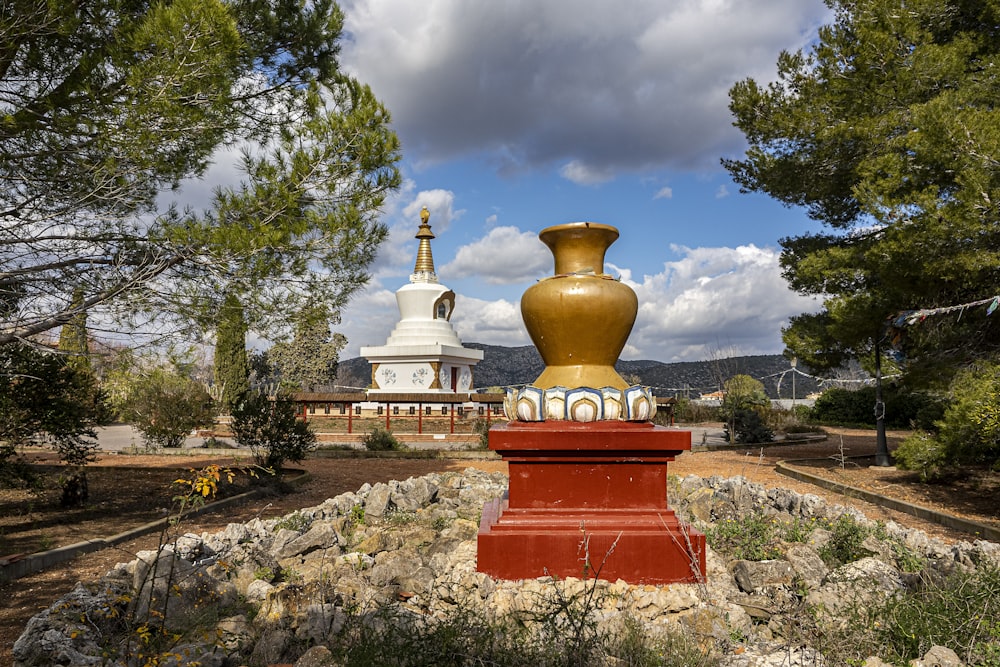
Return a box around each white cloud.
[341,243,819,363]
[715,184,730,199]
[654,186,673,200]
[369,187,463,279]
[340,0,830,175]
[403,189,463,234]
[338,286,401,356]
[442,226,551,284]
[559,160,615,186]
[451,297,530,347]
[621,244,819,361]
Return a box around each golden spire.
[413,206,437,280]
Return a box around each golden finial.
[413,206,437,278]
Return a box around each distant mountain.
[336,343,824,399]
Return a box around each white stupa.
[361,207,483,394]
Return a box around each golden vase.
[521,222,637,389]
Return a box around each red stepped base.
[477,421,706,584]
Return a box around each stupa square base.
[477,421,707,584]
[477,499,706,584]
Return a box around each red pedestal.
[477,421,706,584]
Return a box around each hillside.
[336,343,825,399]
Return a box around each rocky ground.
[12,466,1000,666]
[2,426,998,664]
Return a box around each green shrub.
[230,388,316,470]
[811,385,946,429]
[935,362,1000,467]
[720,375,774,444]
[724,408,774,444]
[895,362,1000,476]
[361,425,402,451]
[273,511,311,532]
[768,405,824,435]
[811,387,876,426]
[471,418,491,449]
[323,584,721,667]
[125,368,215,448]
[672,397,721,424]
[894,431,948,481]
[607,616,718,667]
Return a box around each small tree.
[124,368,215,448]
[721,374,773,444]
[0,342,104,504]
[230,388,316,471]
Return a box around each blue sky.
[325,0,833,363]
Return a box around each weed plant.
[361,425,403,451]
[706,510,783,561]
[273,510,311,533]
[818,513,871,566]
[818,564,1000,666]
[706,509,924,575]
[324,594,719,667]
[706,510,817,561]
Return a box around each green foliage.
[721,375,773,443]
[707,510,823,562]
[811,385,946,429]
[935,361,1000,466]
[607,616,716,667]
[767,405,824,436]
[123,367,215,448]
[361,425,402,452]
[725,409,774,445]
[671,397,721,424]
[827,564,1000,666]
[819,514,872,567]
[0,342,104,501]
[706,510,783,561]
[325,589,719,667]
[349,503,366,526]
[266,304,345,391]
[875,564,1000,666]
[722,375,769,410]
[726,0,1000,382]
[1,0,401,345]
[471,418,491,449]
[213,292,249,414]
[896,361,1000,477]
[894,431,949,481]
[811,388,876,426]
[230,388,316,470]
[57,288,91,374]
[273,511,311,533]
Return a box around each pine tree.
[1,0,400,345]
[725,0,1000,383]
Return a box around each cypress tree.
[58,287,91,372]
[214,292,249,414]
